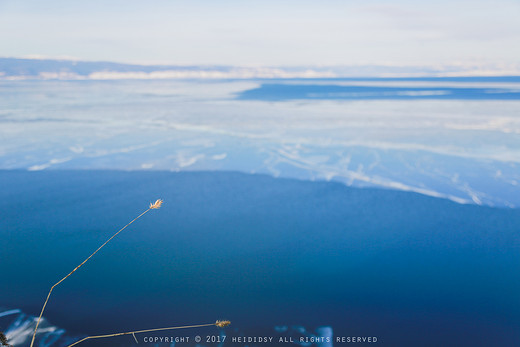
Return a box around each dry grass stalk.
[66,321,230,347]
[29,199,163,347]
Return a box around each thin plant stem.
[65,322,219,347]
[30,200,163,347]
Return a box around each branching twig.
[0,332,11,347]
[29,199,164,347]
[66,320,231,347]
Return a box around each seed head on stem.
[216,320,231,328]
[150,199,163,209]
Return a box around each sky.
[0,0,519,67]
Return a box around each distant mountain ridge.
[0,57,230,77]
[1,57,520,80]
[0,57,336,79]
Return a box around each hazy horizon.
[2,56,520,79]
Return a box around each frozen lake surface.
[1,170,519,346]
[1,78,520,207]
